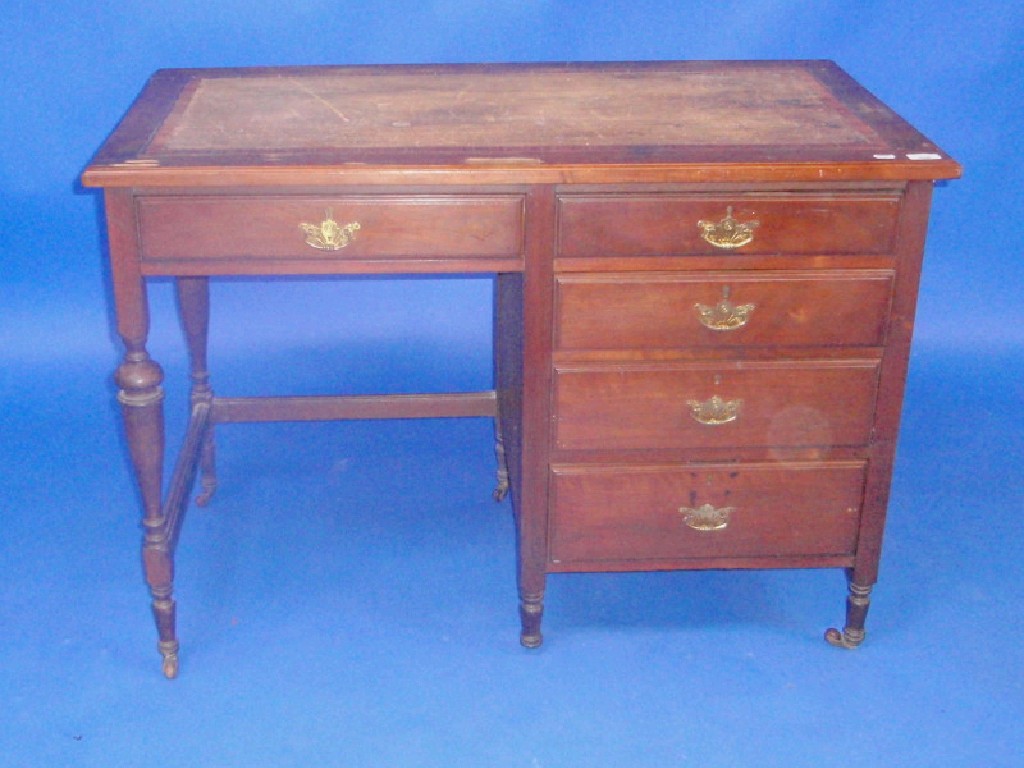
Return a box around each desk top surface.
[82,61,959,187]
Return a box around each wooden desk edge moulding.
[82,61,960,678]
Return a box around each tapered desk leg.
[176,277,216,506]
[106,190,179,677]
[115,346,175,676]
[501,188,555,650]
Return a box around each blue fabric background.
[1,2,1021,765]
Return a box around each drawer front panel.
[549,461,865,565]
[137,195,524,262]
[555,270,894,350]
[557,194,900,257]
[554,360,880,450]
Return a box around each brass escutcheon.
[686,394,742,425]
[299,209,361,250]
[697,206,759,249]
[695,286,755,330]
[679,503,734,531]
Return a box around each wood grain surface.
[82,61,961,186]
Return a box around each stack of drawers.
[547,187,903,576]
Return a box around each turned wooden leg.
[825,576,873,649]
[116,347,178,677]
[176,277,217,506]
[106,190,183,677]
[493,418,510,503]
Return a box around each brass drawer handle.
[299,209,361,250]
[697,206,759,249]
[686,395,742,425]
[679,503,733,531]
[695,286,755,330]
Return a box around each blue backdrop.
[2,2,1022,766]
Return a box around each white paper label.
[873,154,897,160]
[906,153,943,160]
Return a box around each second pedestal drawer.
[548,461,866,566]
[553,360,880,450]
[555,270,894,350]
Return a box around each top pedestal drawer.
[136,195,524,268]
[557,193,901,257]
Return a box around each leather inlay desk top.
[83,61,959,185]
[150,67,878,152]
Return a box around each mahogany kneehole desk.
[82,61,960,678]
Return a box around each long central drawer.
[553,359,880,450]
[135,194,525,272]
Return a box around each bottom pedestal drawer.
[548,461,866,567]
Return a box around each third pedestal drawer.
[555,270,894,350]
[548,461,866,566]
[553,359,881,450]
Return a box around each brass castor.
[158,640,180,679]
[493,479,509,503]
[161,654,180,679]
[826,579,871,649]
[520,632,543,649]
[195,480,217,507]
[824,627,865,649]
[519,597,543,648]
